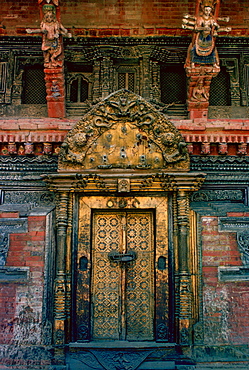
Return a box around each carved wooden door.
[91,211,154,341]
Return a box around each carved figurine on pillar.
[26,1,71,118]
[182,0,231,120]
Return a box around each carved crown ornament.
[59,90,190,172]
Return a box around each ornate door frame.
[43,171,205,347]
[75,196,167,342]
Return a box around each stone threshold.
[68,341,176,349]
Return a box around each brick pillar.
[44,67,66,118]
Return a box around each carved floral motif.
[59,90,189,171]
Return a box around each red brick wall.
[201,216,249,345]
[1,0,248,36]
[0,214,46,347]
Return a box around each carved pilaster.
[172,192,180,342]
[65,192,73,341]
[221,58,240,106]
[27,1,71,118]
[101,57,111,98]
[150,60,161,102]
[176,190,192,345]
[186,68,219,120]
[92,58,101,101]
[44,67,66,118]
[54,191,69,346]
[11,68,24,105]
[140,47,151,100]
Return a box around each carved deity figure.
[190,78,209,101]
[26,4,71,68]
[182,0,231,69]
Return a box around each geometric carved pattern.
[92,213,122,340]
[237,229,249,265]
[92,211,154,341]
[126,213,154,341]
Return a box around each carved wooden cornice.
[42,171,205,193]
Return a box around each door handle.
[108,251,137,263]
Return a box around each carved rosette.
[59,90,189,172]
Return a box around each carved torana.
[59,90,189,172]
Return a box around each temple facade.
[1,1,249,369]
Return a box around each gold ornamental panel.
[92,211,154,341]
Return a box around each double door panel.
[92,211,154,341]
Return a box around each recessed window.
[160,65,187,104]
[118,72,135,91]
[209,67,231,106]
[22,65,46,104]
[70,77,89,103]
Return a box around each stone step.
[138,361,176,369]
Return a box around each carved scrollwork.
[77,324,89,341]
[59,90,189,171]
[237,230,249,265]
[156,323,169,341]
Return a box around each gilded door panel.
[92,212,123,340]
[91,211,154,341]
[126,212,154,341]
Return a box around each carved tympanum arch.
[43,90,205,347]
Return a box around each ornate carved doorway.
[75,196,170,343]
[91,210,154,341]
[43,90,205,350]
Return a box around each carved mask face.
[204,6,212,16]
[120,95,128,106]
[45,12,55,23]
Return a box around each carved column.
[45,67,66,118]
[32,1,70,118]
[53,191,69,355]
[150,60,161,102]
[182,0,231,120]
[140,47,152,101]
[222,58,240,106]
[92,58,101,101]
[176,190,192,345]
[186,67,219,120]
[101,57,111,98]
[65,192,73,342]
